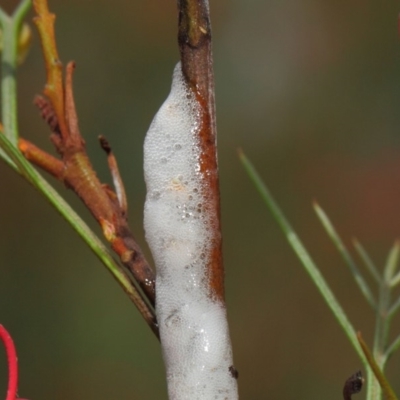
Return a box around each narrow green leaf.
[385,333,400,362]
[239,150,367,366]
[353,238,381,284]
[387,295,400,321]
[391,271,400,288]
[384,241,400,286]
[313,203,376,309]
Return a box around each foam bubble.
[143,63,238,400]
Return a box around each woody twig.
[19,1,156,317]
[178,0,224,301]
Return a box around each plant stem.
[387,295,400,321]
[0,0,159,337]
[368,244,399,400]
[178,0,225,301]
[0,131,159,337]
[314,203,376,309]
[0,0,31,145]
[358,332,398,400]
[353,238,381,284]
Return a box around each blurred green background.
[1,0,400,398]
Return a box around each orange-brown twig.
[32,0,68,139]
[20,0,156,312]
[18,138,64,179]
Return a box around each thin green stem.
[0,13,15,143]
[387,295,400,321]
[369,244,398,400]
[353,238,381,284]
[0,0,31,145]
[390,271,400,287]
[366,367,381,400]
[370,302,385,400]
[384,333,400,362]
[239,150,367,366]
[0,125,18,169]
[358,333,398,400]
[314,203,376,309]
[12,0,32,23]
[388,243,400,288]
[384,242,400,283]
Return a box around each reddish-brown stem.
[178,0,224,301]
[0,325,19,400]
[24,1,157,314]
[64,62,83,149]
[20,128,156,307]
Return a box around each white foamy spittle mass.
[143,63,238,400]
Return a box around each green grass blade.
[353,238,381,284]
[239,150,367,365]
[313,203,376,309]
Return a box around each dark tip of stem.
[343,370,364,400]
[99,135,111,154]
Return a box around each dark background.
[1,0,400,399]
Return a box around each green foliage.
[240,150,400,400]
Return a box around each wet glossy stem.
[178,0,225,300]
[0,0,31,145]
